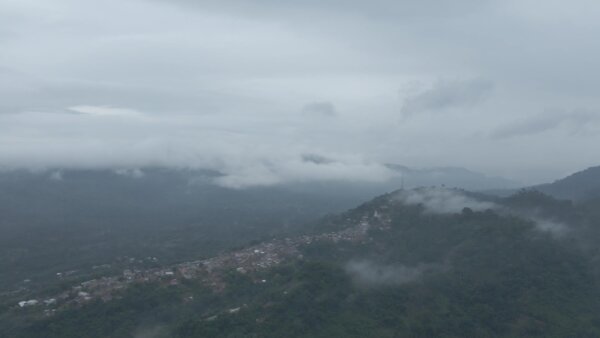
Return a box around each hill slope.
[533,165,600,201]
[6,188,600,337]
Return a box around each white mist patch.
[114,168,145,179]
[213,157,395,189]
[531,218,569,237]
[345,260,431,286]
[395,188,496,214]
[0,110,398,189]
[49,171,63,181]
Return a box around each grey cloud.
[213,156,395,189]
[302,101,337,117]
[301,153,335,164]
[0,108,395,189]
[152,0,491,21]
[492,109,598,139]
[401,79,493,117]
[0,73,260,115]
[2,0,600,184]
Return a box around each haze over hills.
[1,164,599,336]
[0,164,520,287]
[486,165,600,201]
[3,0,600,336]
[532,165,600,201]
[0,164,521,249]
[385,164,520,191]
[4,181,600,337]
[0,167,366,291]
[0,164,588,285]
[0,163,581,295]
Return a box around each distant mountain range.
[0,164,522,220]
[532,165,600,201]
[385,164,520,191]
[487,165,600,201]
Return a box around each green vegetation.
[5,187,600,337]
[0,168,376,292]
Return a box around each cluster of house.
[17,208,392,313]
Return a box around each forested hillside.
[5,187,600,337]
[0,166,518,292]
[533,166,600,201]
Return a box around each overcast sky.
[1,0,599,186]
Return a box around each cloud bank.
[302,101,337,117]
[0,107,395,188]
[2,0,600,183]
[394,188,496,214]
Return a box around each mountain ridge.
[533,165,600,201]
